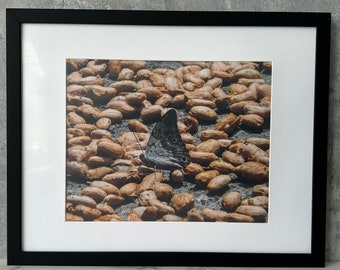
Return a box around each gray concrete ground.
[0,0,339,262]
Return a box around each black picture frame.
[6,9,331,267]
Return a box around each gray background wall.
[0,0,339,262]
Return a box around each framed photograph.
[6,9,330,267]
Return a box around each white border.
[22,24,316,253]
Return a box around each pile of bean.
[65,59,271,222]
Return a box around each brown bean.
[89,181,120,195]
[125,92,147,105]
[87,61,107,75]
[68,136,92,146]
[149,199,175,216]
[67,112,86,127]
[204,77,223,88]
[189,151,218,166]
[95,109,123,123]
[224,213,254,222]
[137,87,162,99]
[79,67,94,76]
[252,183,269,196]
[189,106,218,122]
[239,114,265,129]
[76,104,100,121]
[149,73,165,87]
[75,205,102,221]
[81,187,107,203]
[91,129,113,140]
[74,124,97,135]
[171,193,195,214]
[222,150,245,166]
[185,86,214,100]
[78,75,105,86]
[127,212,143,221]
[133,206,158,221]
[195,170,220,185]
[181,133,195,144]
[105,99,137,117]
[196,139,220,154]
[165,75,183,93]
[237,78,265,86]
[137,172,164,193]
[97,141,124,159]
[168,170,183,183]
[215,113,239,134]
[229,83,248,94]
[186,99,216,110]
[153,182,174,200]
[68,95,94,106]
[184,162,204,177]
[256,84,271,98]
[103,194,125,207]
[211,88,228,108]
[108,60,122,79]
[228,88,257,104]
[138,190,158,206]
[182,61,208,68]
[238,143,269,166]
[184,73,205,86]
[66,195,97,208]
[67,71,82,85]
[211,71,234,83]
[140,105,163,122]
[102,172,132,187]
[229,101,259,115]
[66,213,84,221]
[119,182,138,198]
[209,160,235,174]
[236,205,267,222]
[242,196,269,209]
[211,61,229,72]
[67,84,86,96]
[86,85,117,103]
[94,214,122,221]
[118,68,134,80]
[181,115,199,134]
[172,94,186,108]
[235,162,269,182]
[86,166,114,181]
[121,60,147,71]
[234,69,261,79]
[182,82,197,91]
[200,130,228,141]
[187,208,204,221]
[67,161,88,178]
[222,191,242,211]
[207,174,231,192]
[245,137,270,150]
[231,64,257,74]
[202,208,228,222]
[67,145,87,161]
[127,119,149,133]
[195,68,211,81]
[96,203,115,215]
[109,80,138,92]
[244,104,270,119]
[162,214,184,221]
[155,94,173,107]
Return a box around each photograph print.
[65,59,271,222]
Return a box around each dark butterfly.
[139,109,190,171]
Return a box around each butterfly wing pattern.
[140,109,190,171]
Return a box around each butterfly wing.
[141,109,190,170]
